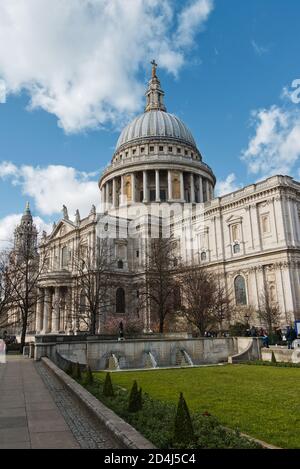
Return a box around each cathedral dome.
[116,110,196,150]
[115,60,197,152]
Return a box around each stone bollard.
[29,342,35,359]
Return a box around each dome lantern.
[145,60,166,113]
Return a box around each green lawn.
[96,365,300,449]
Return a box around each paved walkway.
[0,355,120,449]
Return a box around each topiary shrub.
[84,365,94,385]
[137,386,143,410]
[103,372,114,397]
[173,392,194,447]
[73,362,81,380]
[128,380,142,412]
[65,362,73,376]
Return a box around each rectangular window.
[159,146,164,152]
[185,150,188,156]
[177,147,181,153]
[132,149,136,155]
[150,190,156,201]
[136,250,139,258]
[150,146,154,152]
[160,189,166,201]
[168,146,173,152]
[141,147,145,153]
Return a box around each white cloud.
[0,213,52,250]
[215,173,240,196]
[251,40,269,56]
[0,162,99,217]
[0,0,213,133]
[176,0,214,48]
[0,79,6,103]
[241,106,300,178]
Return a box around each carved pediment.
[48,219,76,240]
[226,215,243,225]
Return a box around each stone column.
[198,176,204,203]
[143,171,149,203]
[206,180,211,201]
[35,288,44,334]
[180,172,185,202]
[190,173,195,203]
[131,173,136,203]
[100,187,105,213]
[251,203,262,251]
[103,184,106,207]
[288,197,296,246]
[52,287,60,333]
[112,178,117,208]
[42,288,51,334]
[155,170,160,202]
[120,175,124,206]
[167,170,172,201]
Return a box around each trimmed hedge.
[75,374,261,449]
[245,360,300,368]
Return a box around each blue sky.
[0,0,300,245]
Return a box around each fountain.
[107,353,120,370]
[148,351,158,368]
[182,350,194,366]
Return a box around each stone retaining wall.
[34,336,237,370]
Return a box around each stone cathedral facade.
[30,63,300,335]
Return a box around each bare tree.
[257,286,281,333]
[3,238,48,352]
[211,278,232,333]
[180,268,215,336]
[0,251,12,330]
[144,236,179,333]
[72,238,115,335]
[179,268,230,336]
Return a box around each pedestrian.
[118,321,124,341]
[250,326,257,337]
[286,326,296,349]
[262,331,269,348]
[0,339,6,364]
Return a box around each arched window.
[261,215,270,234]
[117,259,123,269]
[79,291,86,315]
[125,180,132,201]
[269,285,277,303]
[116,287,125,315]
[234,276,247,306]
[172,173,181,199]
[201,251,207,262]
[61,246,68,268]
[233,243,240,254]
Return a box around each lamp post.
[244,312,250,336]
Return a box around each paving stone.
[30,431,80,449]
[0,416,27,429]
[35,361,121,449]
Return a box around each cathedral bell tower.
[14,202,38,258]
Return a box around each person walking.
[286,326,296,349]
[0,339,6,364]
